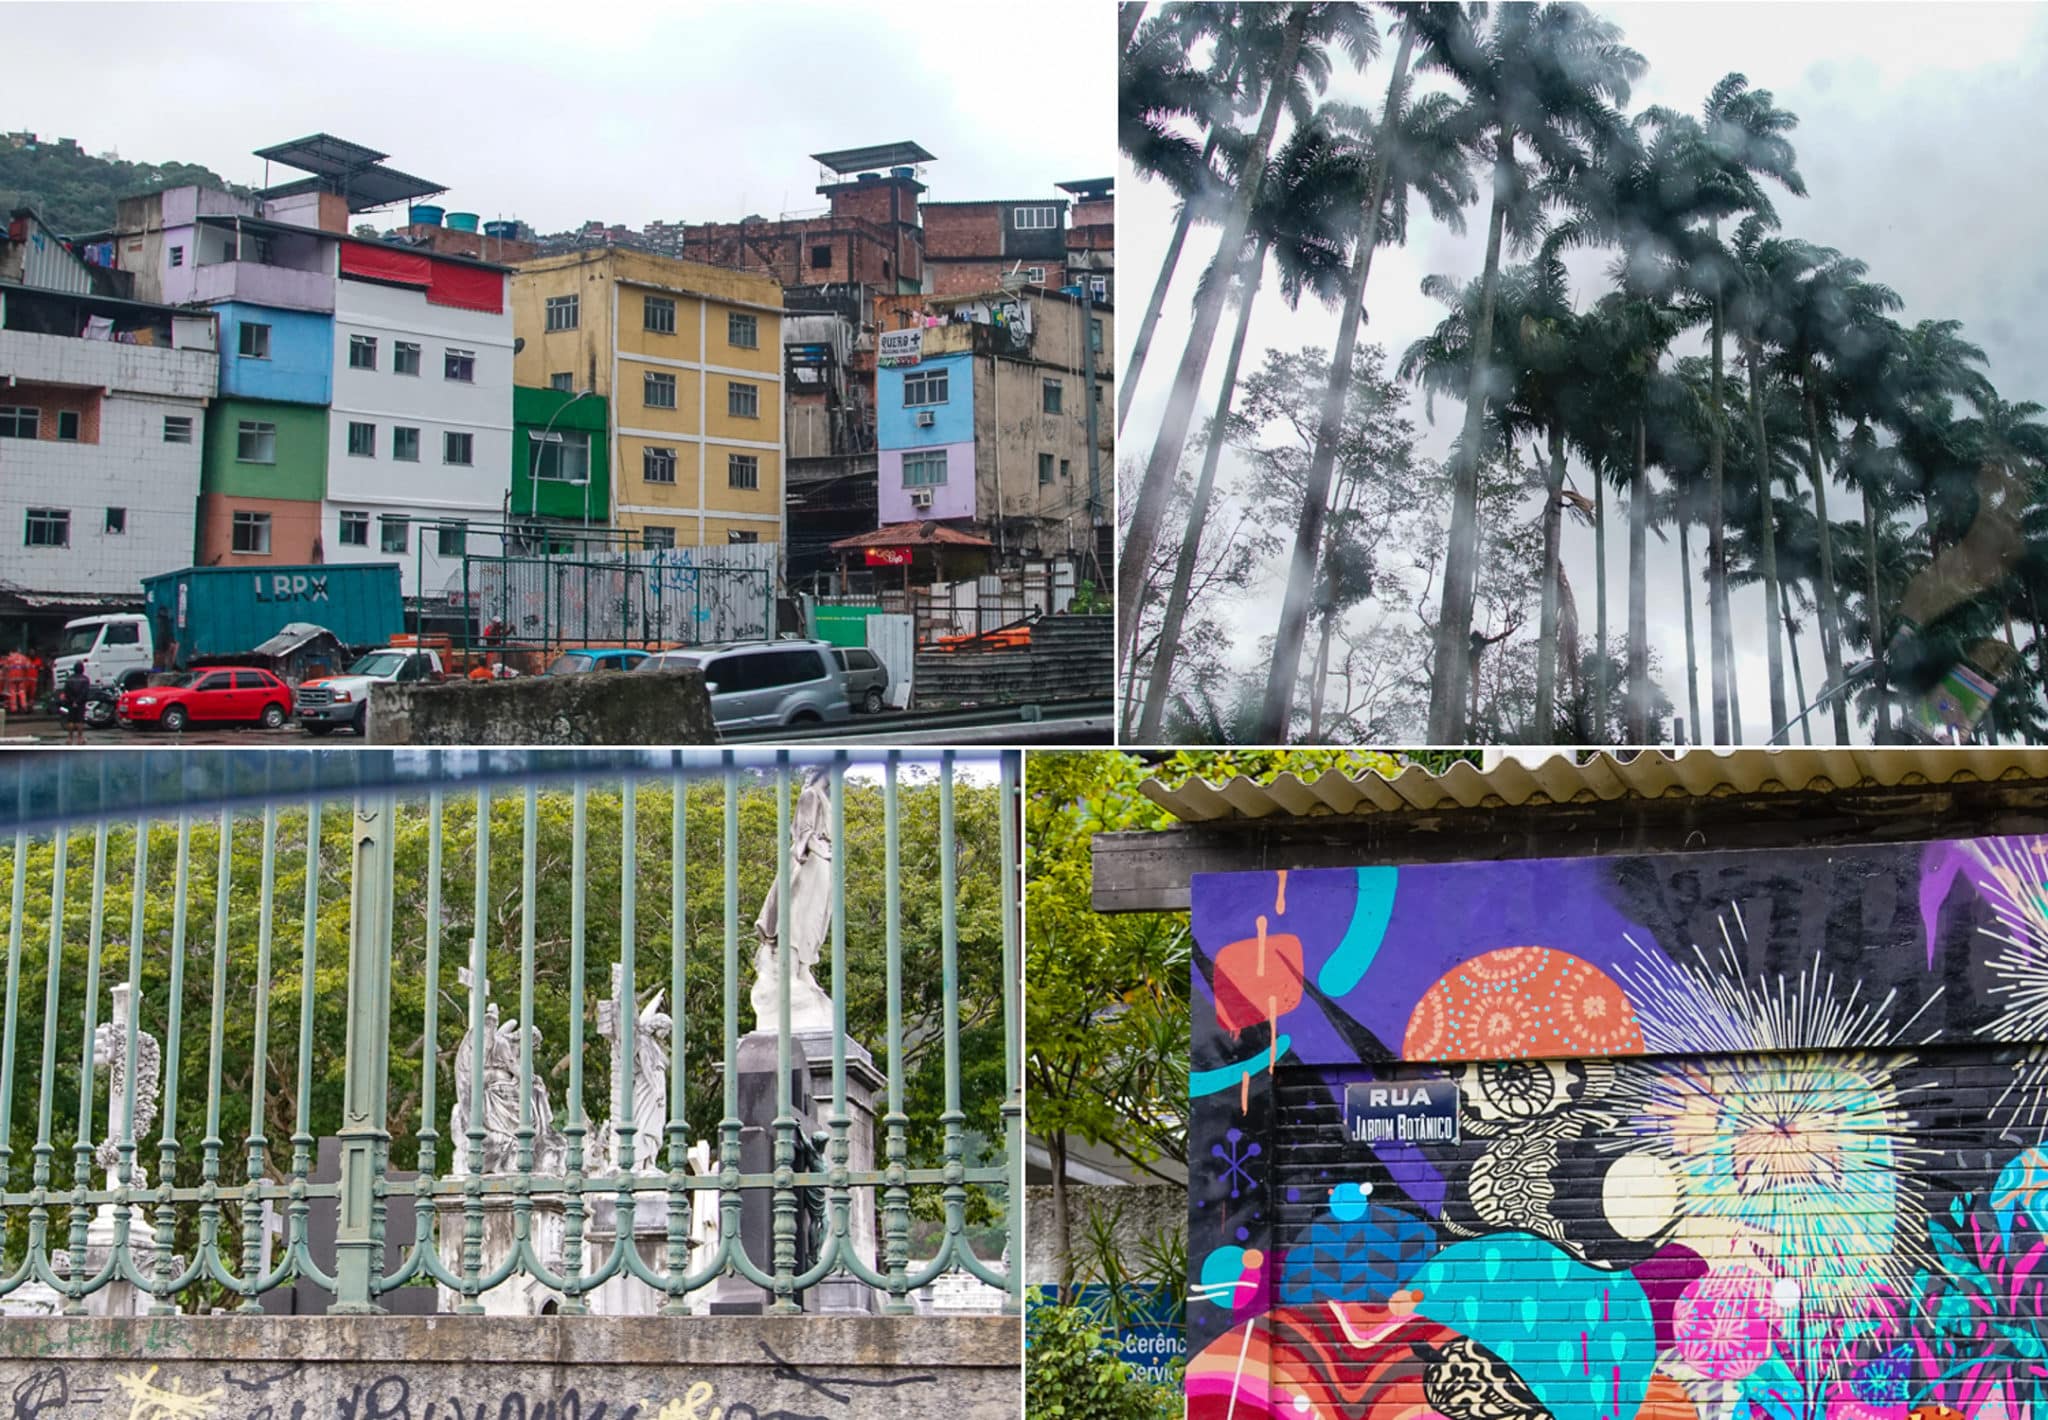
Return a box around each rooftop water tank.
[409,204,445,227]
[891,166,915,179]
[446,212,480,232]
[857,172,881,184]
[483,220,519,239]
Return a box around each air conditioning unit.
[910,490,934,509]
[915,410,936,427]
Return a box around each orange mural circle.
[1402,946,1645,1061]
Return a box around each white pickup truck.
[295,647,447,736]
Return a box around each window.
[1060,458,1071,481]
[236,421,277,464]
[1013,205,1059,230]
[642,525,676,550]
[380,516,409,553]
[105,508,126,535]
[232,511,272,555]
[1025,265,1046,283]
[545,294,579,332]
[903,368,949,406]
[727,312,758,349]
[192,672,232,693]
[1038,452,1054,486]
[644,296,675,334]
[0,407,38,439]
[902,450,948,487]
[727,382,759,419]
[644,372,677,409]
[24,509,68,548]
[347,421,376,458]
[393,426,421,462]
[169,245,184,268]
[728,453,759,490]
[550,372,574,392]
[810,244,832,269]
[1042,379,1063,414]
[348,334,378,371]
[339,510,369,547]
[394,341,421,376]
[163,415,193,444]
[1088,275,1109,300]
[727,529,759,545]
[445,348,475,382]
[239,323,270,359]
[443,431,474,466]
[530,431,590,483]
[55,411,79,442]
[233,672,272,691]
[437,521,467,557]
[643,446,677,484]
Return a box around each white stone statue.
[449,968,566,1176]
[751,766,836,1034]
[91,983,161,1186]
[596,963,675,1174]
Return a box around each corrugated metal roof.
[1139,749,2048,824]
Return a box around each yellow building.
[511,249,784,550]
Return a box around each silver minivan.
[636,639,852,730]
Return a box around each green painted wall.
[201,398,328,500]
[511,386,610,522]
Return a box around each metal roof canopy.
[810,142,935,174]
[1094,749,2048,913]
[254,133,445,212]
[1055,177,1114,197]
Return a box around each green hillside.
[0,136,253,235]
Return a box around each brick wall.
[0,381,101,442]
[1186,836,2048,1420]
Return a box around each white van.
[53,614,155,691]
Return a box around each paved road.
[1,714,321,747]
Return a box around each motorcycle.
[81,685,120,728]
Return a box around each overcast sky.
[7,1,1115,231]
[1122,2,2048,746]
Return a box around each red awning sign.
[864,548,913,567]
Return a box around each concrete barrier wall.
[371,669,718,745]
[914,615,1112,708]
[0,1315,1020,1420]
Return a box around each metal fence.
[455,546,778,654]
[0,748,1020,1316]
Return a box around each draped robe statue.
[751,766,836,1034]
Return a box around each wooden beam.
[1090,780,2048,913]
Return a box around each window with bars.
[727,312,758,349]
[545,295,580,332]
[645,372,677,409]
[645,297,676,334]
[728,382,759,419]
[728,453,760,490]
[643,446,677,484]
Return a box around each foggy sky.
[1122,2,2048,746]
[6,2,1115,230]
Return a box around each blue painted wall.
[876,353,973,451]
[215,302,333,405]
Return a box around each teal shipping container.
[141,564,405,667]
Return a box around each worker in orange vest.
[28,652,46,710]
[2,652,24,711]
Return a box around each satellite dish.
[513,337,526,355]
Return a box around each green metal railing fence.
[0,749,1021,1316]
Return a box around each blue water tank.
[446,212,480,232]
[409,204,445,227]
[891,166,915,179]
[483,220,519,239]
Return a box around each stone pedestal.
[706,1031,811,1315]
[796,1027,883,1316]
[434,1193,566,1315]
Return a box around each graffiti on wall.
[1187,837,2048,1420]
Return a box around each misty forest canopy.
[0,137,252,234]
[1118,2,2048,748]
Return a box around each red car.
[119,666,292,732]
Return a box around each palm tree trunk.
[1595,465,1609,738]
[1745,338,1789,735]
[1117,2,1306,660]
[1427,133,1513,743]
[1866,469,1890,744]
[1707,287,1732,744]
[1120,126,1226,433]
[1534,421,1567,737]
[1260,24,1417,741]
[1137,238,1268,741]
[1628,413,1650,741]
[1727,620,1745,742]
[1782,580,1812,745]
[1679,513,1701,745]
[1800,368,1851,743]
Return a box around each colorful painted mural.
[1188,837,2048,1420]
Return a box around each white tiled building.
[0,283,217,601]
[322,246,513,599]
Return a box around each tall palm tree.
[1121,5,1302,431]
[1257,8,1477,739]
[1409,1,1644,742]
[1118,3,1379,657]
[1136,113,1371,740]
